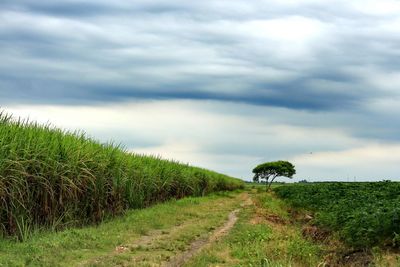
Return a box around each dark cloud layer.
[0,1,400,110]
[1,0,400,144]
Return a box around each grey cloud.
[0,0,400,139]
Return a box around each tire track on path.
[163,193,252,267]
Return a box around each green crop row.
[274,182,400,248]
[0,111,244,240]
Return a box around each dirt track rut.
[163,209,240,267]
[163,193,252,267]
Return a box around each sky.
[1,0,399,181]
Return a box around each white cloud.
[242,16,324,42]
[292,144,400,180]
[4,100,399,181]
[349,0,400,16]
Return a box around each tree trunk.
[267,175,278,191]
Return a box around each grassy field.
[0,188,328,267]
[0,112,243,240]
[1,185,399,266]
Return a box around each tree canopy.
[252,160,295,190]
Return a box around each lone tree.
[252,161,296,191]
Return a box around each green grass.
[0,191,243,266]
[0,111,244,239]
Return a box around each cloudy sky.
[1,0,400,181]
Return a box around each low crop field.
[275,182,400,250]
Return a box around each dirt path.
[79,219,201,267]
[113,220,195,254]
[163,209,240,267]
[79,192,250,267]
[163,193,252,267]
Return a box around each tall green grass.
[0,111,244,240]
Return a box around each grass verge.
[185,190,323,267]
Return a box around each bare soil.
[323,249,373,267]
